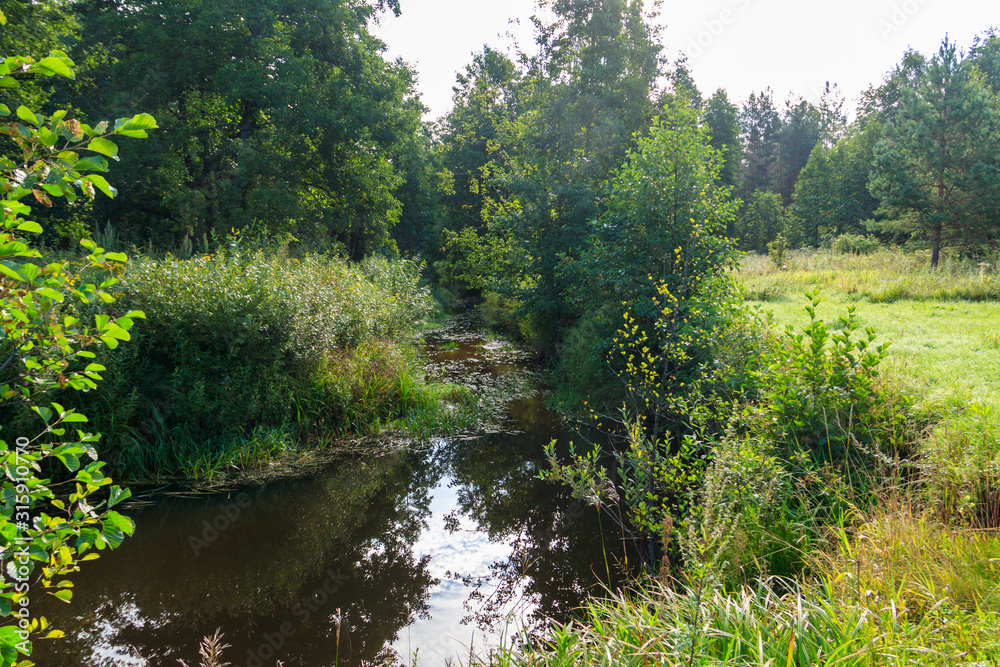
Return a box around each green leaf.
[15,221,43,234]
[105,251,128,263]
[37,56,74,79]
[116,113,158,132]
[35,287,65,302]
[85,174,117,198]
[101,523,124,549]
[86,137,119,160]
[73,156,109,172]
[108,486,131,509]
[16,105,40,127]
[0,263,23,282]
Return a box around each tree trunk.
[931,222,942,268]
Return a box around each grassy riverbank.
[22,250,476,482]
[483,247,1000,667]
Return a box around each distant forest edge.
[1,1,997,268]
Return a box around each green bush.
[832,232,882,255]
[755,291,900,463]
[70,251,437,477]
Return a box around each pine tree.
[869,38,1000,267]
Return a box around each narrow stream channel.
[32,315,632,666]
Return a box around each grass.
[482,506,1000,667]
[740,247,1000,524]
[740,247,1000,304]
[30,249,480,482]
[480,246,1000,667]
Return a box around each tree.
[817,81,848,146]
[737,190,790,252]
[584,94,739,402]
[70,0,421,257]
[0,42,148,665]
[792,120,882,245]
[776,97,822,203]
[739,89,782,197]
[703,88,741,192]
[970,29,1000,94]
[547,95,740,572]
[869,38,1000,267]
[458,0,665,348]
[0,1,79,110]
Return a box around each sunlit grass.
[481,509,1000,667]
[739,247,1000,524]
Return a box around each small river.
[32,315,632,666]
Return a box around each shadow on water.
[31,314,636,667]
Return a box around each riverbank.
[14,250,480,484]
[480,247,1000,666]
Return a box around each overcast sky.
[371,0,996,121]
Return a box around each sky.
[370,0,997,121]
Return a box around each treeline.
[3,1,1000,389]
[427,6,1000,400]
[1,0,425,258]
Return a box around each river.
[31,315,633,666]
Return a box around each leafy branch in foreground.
[0,40,154,666]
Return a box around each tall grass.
[483,507,1000,667]
[45,250,474,480]
[740,248,1000,303]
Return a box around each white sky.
[371,0,996,122]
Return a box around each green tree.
[436,47,523,265]
[71,0,420,257]
[545,96,740,571]
[970,29,1000,94]
[583,95,740,418]
[792,120,882,246]
[703,88,741,192]
[0,1,79,110]
[869,38,1000,267]
[737,190,790,252]
[776,97,822,203]
[0,43,149,666]
[739,89,782,197]
[484,0,665,347]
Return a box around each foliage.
[702,89,741,192]
[61,250,438,477]
[68,0,422,256]
[791,120,883,246]
[869,38,1000,267]
[483,566,1000,667]
[440,0,666,348]
[737,190,790,253]
[755,292,894,462]
[0,46,150,666]
[831,233,881,255]
[766,232,788,268]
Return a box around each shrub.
[68,250,437,477]
[755,291,899,463]
[832,232,882,255]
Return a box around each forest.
[2,0,1000,665]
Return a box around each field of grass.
[748,289,1000,408]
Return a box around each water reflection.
[32,315,636,666]
[34,454,439,666]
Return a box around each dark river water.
[31,316,633,667]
